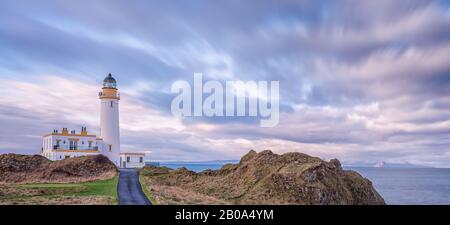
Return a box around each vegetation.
[139,170,157,205]
[140,150,385,205]
[0,154,118,183]
[0,176,118,205]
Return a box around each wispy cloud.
[0,0,449,167]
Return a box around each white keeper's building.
[41,73,146,168]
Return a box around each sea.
[159,162,450,205]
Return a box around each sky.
[0,0,450,167]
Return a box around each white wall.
[54,151,100,160]
[41,134,103,161]
[120,154,145,168]
[100,98,120,166]
[42,135,101,151]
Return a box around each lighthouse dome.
[103,73,117,88]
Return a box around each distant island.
[343,161,433,168]
[159,159,434,170]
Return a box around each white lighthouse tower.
[99,73,120,166]
[41,73,146,167]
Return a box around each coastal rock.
[240,149,257,163]
[142,150,385,205]
[0,154,117,183]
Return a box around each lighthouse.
[41,73,146,168]
[99,73,121,166]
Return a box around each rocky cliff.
[142,150,385,205]
[0,154,117,183]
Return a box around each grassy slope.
[139,171,157,205]
[5,176,119,205]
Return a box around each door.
[123,162,126,168]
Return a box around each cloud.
[0,1,450,167]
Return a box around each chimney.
[81,126,88,135]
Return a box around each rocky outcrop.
[142,150,385,205]
[0,154,117,183]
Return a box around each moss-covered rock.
[0,154,117,184]
[142,150,385,205]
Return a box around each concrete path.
[117,169,151,205]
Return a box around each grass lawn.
[2,176,119,205]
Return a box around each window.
[139,157,143,163]
[109,145,112,152]
[69,141,78,150]
[82,141,84,144]
[65,155,70,159]
[126,156,130,163]
[88,141,92,148]
[110,101,113,108]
